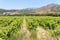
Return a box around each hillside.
[0,3,60,15]
[34,3,60,14]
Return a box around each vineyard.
[0,16,60,40]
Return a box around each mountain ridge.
[0,3,60,15]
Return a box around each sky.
[0,0,60,9]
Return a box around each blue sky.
[0,0,60,9]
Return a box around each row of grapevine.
[26,16,60,40]
[26,16,60,30]
[0,16,23,40]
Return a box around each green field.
[0,16,60,40]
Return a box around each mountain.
[0,3,60,15]
[0,9,17,15]
[34,4,60,14]
[17,3,60,15]
[34,3,60,14]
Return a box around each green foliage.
[0,16,23,40]
[26,16,60,40]
[26,16,60,30]
[0,16,60,40]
